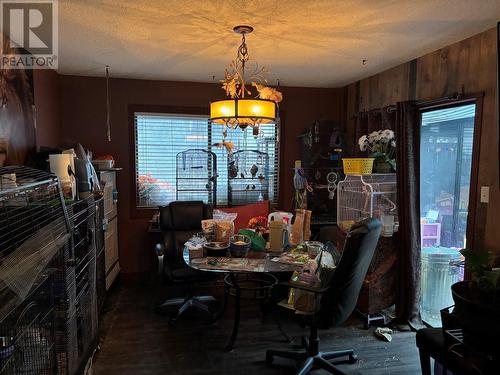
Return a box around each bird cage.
[228,150,269,206]
[0,166,71,375]
[337,173,398,237]
[176,149,217,205]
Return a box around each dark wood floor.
[93,280,421,375]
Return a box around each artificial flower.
[252,82,283,103]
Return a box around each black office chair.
[266,218,381,375]
[156,201,216,323]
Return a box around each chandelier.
[210,25,282,140]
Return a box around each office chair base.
[266,336,357,375]
[156,295,216,324]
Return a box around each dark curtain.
[353,102,421,328]
[395,101,422,328]
[353,106,396,155]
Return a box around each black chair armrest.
[155,242,175,281]
[156,243,165,277]
[155,243,166,257]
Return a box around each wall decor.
[0,35,36,166]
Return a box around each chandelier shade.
[209,25,281,146]
[210,98,277,127]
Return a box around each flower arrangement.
[248,216,268,233]
[137,174,159,204]
[358,129,396,172]
[137,173,175,205]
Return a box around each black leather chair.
[156,201,216,323]
[266,218,381,375]
[416,328,495,375]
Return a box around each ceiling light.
[209,25,282,142]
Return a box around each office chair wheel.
[265,352,274,364]
[348,353,358,364]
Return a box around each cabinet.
[96,170,120,290]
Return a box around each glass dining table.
[183,247,302,351]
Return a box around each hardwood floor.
[93,280,421,375]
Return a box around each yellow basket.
[342,158,375,175]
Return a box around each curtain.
[353,106,396,155]
[353,102,421,328]
[395,101,422,328]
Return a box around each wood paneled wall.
[345,27,499,253]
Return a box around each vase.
[373,158,393,173]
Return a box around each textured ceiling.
[57,0,500,87]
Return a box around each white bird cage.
[337,174,398,237]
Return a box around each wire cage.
[337,174,398,236]
[176,149,217,205]
[292,167,341,225]
[0,166,71,375]
[58,197,98,375]
[228,150,269,206]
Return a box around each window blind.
[134,112,279,207]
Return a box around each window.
[134,113,279,207]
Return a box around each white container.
[91,159,114,170]
[49,154,76,199]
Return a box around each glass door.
[419,103,476,326]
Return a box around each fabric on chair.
[217,200,270,232]
[318,218,382,328]
[395,101,422,328]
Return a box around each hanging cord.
[105,65,111,142]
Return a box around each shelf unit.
[96,170,120,290]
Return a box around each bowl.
[229,235,251,258]
[304,241,323,259]
[203,241,229,257]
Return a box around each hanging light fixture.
[210,26,282,139]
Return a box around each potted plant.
[451,249,500,355]
[358,129,396,173]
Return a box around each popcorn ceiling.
[57,0,500,87]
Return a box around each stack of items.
[287,243,339,313]
[289,209,312,245]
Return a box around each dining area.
[126,199,384,375]
[91,200,421,374]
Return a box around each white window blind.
[134,112,279,207]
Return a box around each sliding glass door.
[419,103,476,327]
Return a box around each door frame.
[417,94,484,256]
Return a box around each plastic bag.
[213,209,237,222]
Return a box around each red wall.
[58,75,345,274]
[33,70,60,149]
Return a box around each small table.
[183,248,302,351]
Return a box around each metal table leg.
[225,273,241,351]
[212,281,229,323]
